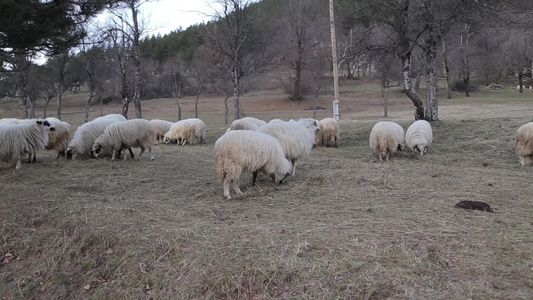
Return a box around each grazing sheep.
[257,118,318,175]
[315,118,340,148]
[226,119,259,132]
[215,130,292,199]
[164,118,206,146]
[241,117,267,128]
[405,120,433,155]
[150,119,174,143]
[66,118,123,159]
[0,119,52,169]
[45,117,71,159]
[515,122,533,166]
[369,121,405,161]
[93,114,127,122]
[92,119,156,161]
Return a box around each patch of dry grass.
[1,86,533,299]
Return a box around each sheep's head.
[92,144,103,158]
[414,144,428,155]
[36,119,55,131]
[66,147,75,159]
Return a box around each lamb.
[45,117,71,159]
[163,118,206,145]
[369,121,405,161]
[315,117,340,148]
[0,119,52,169]
[257,118,318,175]
[241,117,267,128]
[150,119,174,143]
[66,118,124,159]
[92,119,156,161]
[405,120,433,155]
[226,119,259,132]
[515,122,533,166]
[215,130,292,199]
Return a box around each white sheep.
[45,117,71,159]
[369,121,405,161]
[405,120,433,155]
[92,119,156,161]
[257,118,318,176]
[515,122,533,166]
[315,118,340,148]
[268,119,286,124]
[0,119,52,169]
[93,114,127,122]
[164,118,206,146]
[215,130,292,199]
[67,118,124,159]
[226,119,259,132]
[150,119,174,143]
[241,117,267,128]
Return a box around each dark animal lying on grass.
[455,201,494,213]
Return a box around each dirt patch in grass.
[1,84,533,299]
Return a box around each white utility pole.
[329,0,340,120]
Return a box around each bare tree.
[207,0,273,121]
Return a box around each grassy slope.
[1,79,532,299]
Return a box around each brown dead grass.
[1,80,533,299]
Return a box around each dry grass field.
[1,79,532,299]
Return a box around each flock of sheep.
[0,113,532,198]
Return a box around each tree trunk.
[28,96,36,118]
[56,84,62,120]
[382,79,389,117]
[401,52,425,120]
[195,92,200,118]
[121,96,129,118]
[224,94,230,124]
[519,71,524,93]
[292,49,303,101]
[444,58,451,99]
[233,67,240,121]
[84,92,93,123]
[414,69,421,92]
[131,2,143,119]
[43,97,52,118]
[425,39,439,121]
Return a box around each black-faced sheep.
[67,118,124,159]
[369,121,405,161]
[257,118,319,175]
[0,119,52,169]
[164,118,206,145]
[92,119,156,161]
[515,122,533,166]
[405,120,433,155]
[215,130,292,199]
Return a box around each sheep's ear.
[36,120,42,125]
[43,120,51,127]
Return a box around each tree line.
[1,0,532,122]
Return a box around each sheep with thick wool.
[67,118,123,159]
[257,118,318,176]
[241,117,267,128]
[164,118,206,145]
[226,119,259,132]
[92,119,156,161]
[150,119,174,143]
[315,118,340,148]
[93,114,127,122]
[369,121,405,161]
[0,119,52,169]
[45,117,71,159]
[515,122,533,166]
[215,130,292,199]
[405,120,433,155]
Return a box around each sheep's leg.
[252,171,258,186]
[181,138,187,146]
[385,153,390,162]
[27,153,32,163]
[111,150,116,161]
[149,147,154,160]
[379,154,383,162]
[231,181,243,195]
[291,158,297,176]
[137,147,145,161]
[128,148,135,159]
[334,137,338,148]
[223,182,231,199]
[15,158,21,170]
